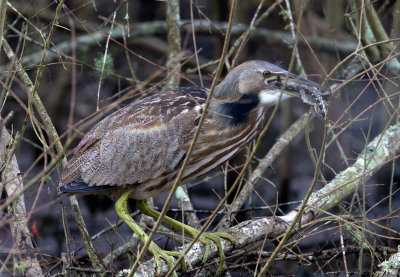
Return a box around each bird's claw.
[196,232,235,275]
[149,242,186,277]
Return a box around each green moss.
[94,52,115,79]
[44,175,51,183]
[14,261,28,275]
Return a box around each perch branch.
[117,120,400,277]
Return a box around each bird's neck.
[214,93,262,126]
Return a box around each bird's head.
[214,60,329,106]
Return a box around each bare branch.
[164,0,182,89]
[0,125,43,277]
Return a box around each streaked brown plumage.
[61,87,206,199]
[59,60,328,275]
[60,61,327,198]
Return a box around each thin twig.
[96,11,116,111]
[128,0,239,275]
[284,0,305,76]
[217,113,309,231]
[67,11,77,140]
[189,0,203,87]
[257,1,328,274]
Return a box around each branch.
[117,121,400,276]
[0,125,43,277]
[376,246,400,277]
[218,113,308,231]
[164,0,181,89]
[0,0,7,51]
[1,20,358,73]
[354,0,380,62]
[306,122,400,214]
[117,210,313,277]
[358,0,400,72]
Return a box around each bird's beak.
[264,71,329,97]
[263,71,329,118]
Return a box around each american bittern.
[60,60,328,275]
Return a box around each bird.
[60,60,328,276]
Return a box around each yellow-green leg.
[137,199,235,275]
[115,189,184,277]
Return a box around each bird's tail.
[59,179,116,194]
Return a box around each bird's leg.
[115,189,185,277]
[137,199,235,275]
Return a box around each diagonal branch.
[120,120,400,277]
[217,113,308,231]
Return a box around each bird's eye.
[263,71,271,77]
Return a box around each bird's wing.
[61,88,206,188]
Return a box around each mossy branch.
[306,122,400,214]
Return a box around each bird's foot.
[194,232,235,275]
[148,241,186,277]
